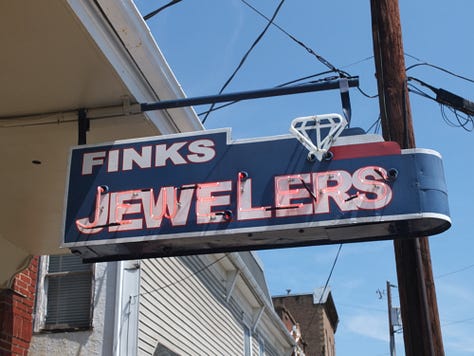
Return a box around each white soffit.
[95,0,203,133]
[0,0,201,286]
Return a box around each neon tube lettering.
[313,171,354,213]
[353,166,393,209]
[196,181,232,224]
[274,174,312,217]
[108,190,143,232]
[237,175,271,220]
[76,186,109,233]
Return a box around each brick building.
[273,288,339,356]
[274,304,307,355]
[0,258,38,355]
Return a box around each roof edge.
[68,0,202,135]
[95,0,203,133]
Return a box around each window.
[154,343,181,356]
[35,254,94,332]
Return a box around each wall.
[273,294,336,356]
[138,255,245,355]
[0,257,38,356]
[29,262,117,356]
[138,254,293,356]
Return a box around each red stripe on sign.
[330,141,401,160]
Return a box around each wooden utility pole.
[370,1,444,355]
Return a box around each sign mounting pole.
[140,78,359,112]
[370,0,444,354]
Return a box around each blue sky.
[135,1,474,355]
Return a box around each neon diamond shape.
[289,113,347,161]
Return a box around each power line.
[406,62,474,84]
[407,83,436,102]
[440,105,474,131]
[408,76,474,131]
[357,86,378,99]
[442,316,474,327]
[404,52,424,62]
[143,0,183,20]
[340,55,374,69]
[318,244,343,303]
[196,71,337,116]
[338,302,386,313]
[303,244,343,332]
[435,263,474,279]
[201,0,286,124]
[240,1,382,101]
[366,114,382,134]
[240,0,341,74]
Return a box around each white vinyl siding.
[138,255,245,355]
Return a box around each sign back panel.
[62,128,450,262]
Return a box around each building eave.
[94,0,203,134]
[0,0,201,288]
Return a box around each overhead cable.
[201,0,286,124]
[436,263,474,279]
[196,71,336,117]
[143,0,183,20]
[303,244,343,332]
[241,1,382,101]
[317,244,343,303]
[408,76,474,131]
[406,62,474,84]
[240,0,341,74]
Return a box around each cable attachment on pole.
[408,76,474,116]
[339,77,352,125]
[289,113,347,162]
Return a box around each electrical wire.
[357,86,378,99]
[303,244,343,332]
[201,0,286,124]
[435,263,474,279]
[442,316,474,327]
[338,303,386,313]
[317,244,342,303]
[407,83,437,102]
[406,62,474,84]
[240,1,380,101]
[440,105,474,132]
[196,71,337,117]
[340,55,374,69]
[366,114,381,134]
[143,0,183,20]
[203,0,378,121]
[371,4,391,141]
[240,0,341,74]
[404,52,424,62]
[408,78,474,131]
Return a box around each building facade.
[26,253,296,356]
[0,2,336,356]
[273,289,339,356]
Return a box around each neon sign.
[63,128,450,262]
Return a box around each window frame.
[243,324,253,356]
[258,335,265,356]
[34,255,95,333]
